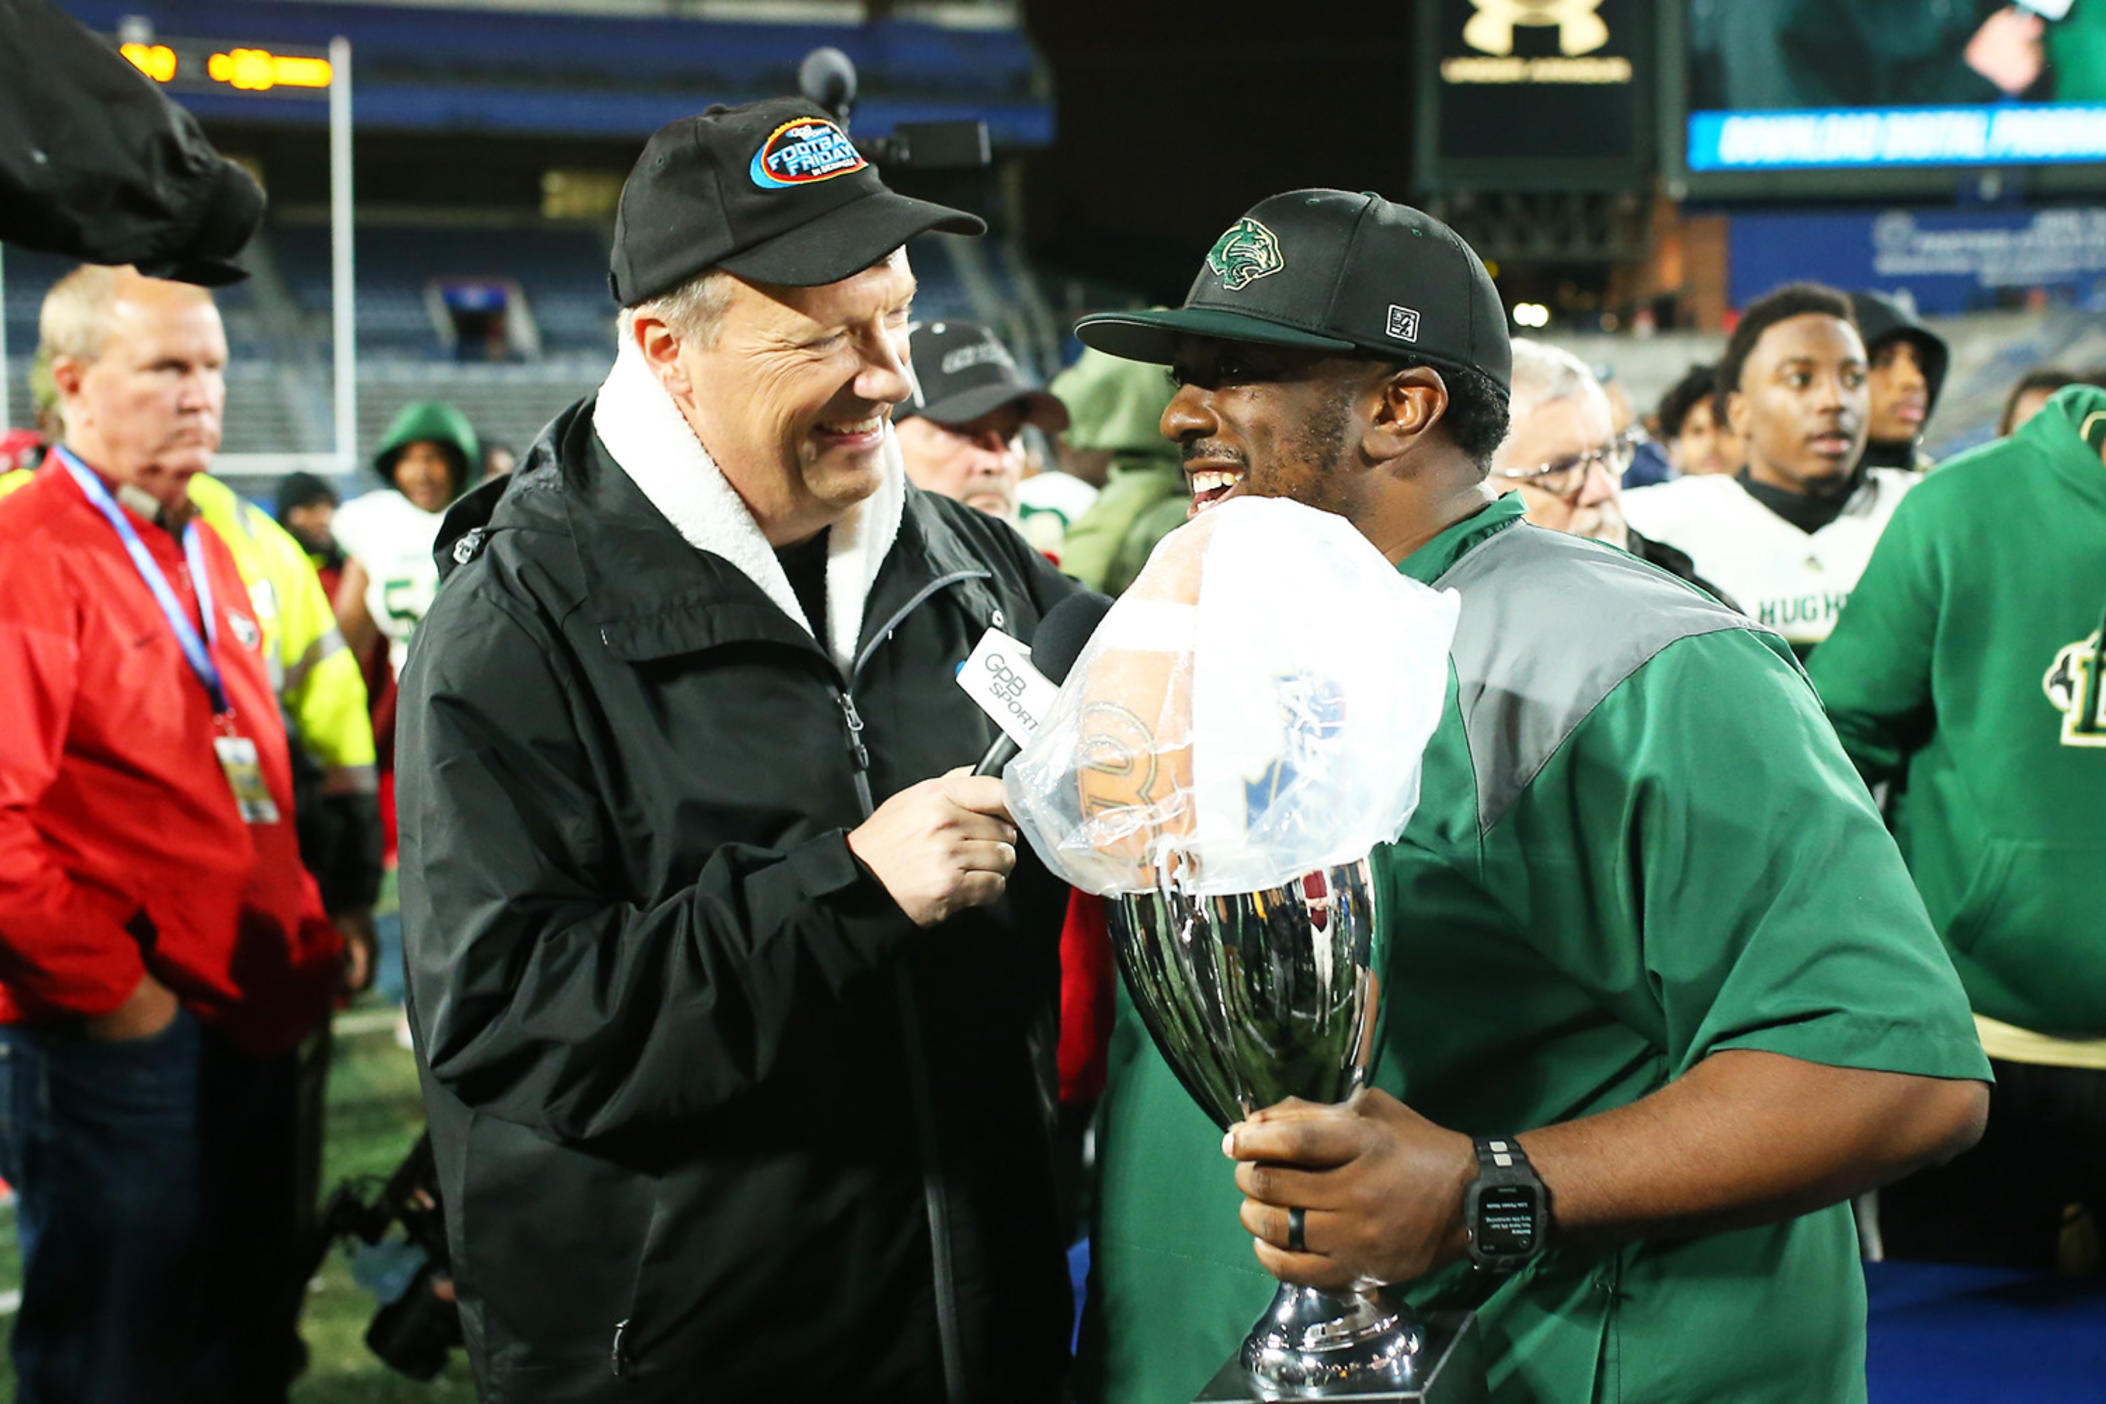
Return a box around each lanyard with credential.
[56,448,231,716]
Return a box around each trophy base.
[1194,1310,1485,1403]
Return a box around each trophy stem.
[1240,1283,1423,1394]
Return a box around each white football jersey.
[332,488,445,673]
[1622,469,1916,650]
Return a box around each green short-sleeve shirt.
[1082,496,1988,1404]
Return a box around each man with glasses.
[1490,340,1730,603]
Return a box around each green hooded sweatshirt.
[372,399,480,502]
[1051,348,1185,595]
[1811,385,2106,1037]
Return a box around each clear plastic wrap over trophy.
[1007,498,1481,1401]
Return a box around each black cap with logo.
[1074,189,1511,394]
[899,320,1070,432]
[608,97,987,305]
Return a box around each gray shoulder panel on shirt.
[1435,523,1769,836]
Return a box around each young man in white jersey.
[1624,283,1912,658]
[331,400,478,674]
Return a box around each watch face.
[1476,1184,1540,1256]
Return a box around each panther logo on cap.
[1206,218,1285,293]
[749,118,868,190]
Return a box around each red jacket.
[0,460,339,1055]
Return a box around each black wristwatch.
[1464,1136,1551,1271]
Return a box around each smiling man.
[1624,283,1914,657]
[1070,193,1988,1404]
[393,99,1078,1401]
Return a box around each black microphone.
[973,591,1114,776]
[798,47,858,126]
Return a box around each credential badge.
[1206,218,1285,293]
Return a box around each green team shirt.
[1081,494,1988,1404]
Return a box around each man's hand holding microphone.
[846,591,1111,928]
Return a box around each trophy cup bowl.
[1107,857,1435,1396]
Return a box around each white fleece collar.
[591,335,905,671]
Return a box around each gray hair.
[620,267,735,349]
[1507,338,1605,425]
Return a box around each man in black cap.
[1073,189,1989,1404]
[895,318,1070,525]
[395,98,1077,1401]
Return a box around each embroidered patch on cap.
[1386,305,1421,342]
[1206,218,1284,292]
[941,341,1016,376]
[749,118,868,189]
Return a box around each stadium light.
[120,42,176,83]
[1512,302,1551,328]
[113,35,333,98]
[208,48,334,92]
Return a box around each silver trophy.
[1107,857,1483,1401]
[998,498,1477,1400]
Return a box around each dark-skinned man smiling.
[1070,191,1988,1404]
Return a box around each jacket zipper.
[841,568,989,1404]
[837,692,875,815]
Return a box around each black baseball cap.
[899,320,1070,432]
[609,97,986,305]
[1074,189,1511,394]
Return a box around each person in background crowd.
[2002,368,2078,438]
[1598,365,1672,488]
[1015,433,1100,564]
[1490,341,1732,604]
[1812,383,2106,1274]
[1996,367,2106,438]
[1625,282,1909,657]
[3,277,380,992]
[0,426,42,473]
[396,97,1077,1400]
[332,399,479,680]
[480,439,517,482]
[1071,189,1986,1404]
[1657,361,1744,477]
[0,346,63,473]
[330,400,477,1019]
[894,318,1073,554]
[1,0,262,280]
[1052,346,1186,594]
[0,264,343,1404]
[1850,291,1949,472]
[275,471,343,578]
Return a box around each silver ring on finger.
[1287,1206,1308,1254]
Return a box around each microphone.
[798,47,859,125]
[973,591,1113,776]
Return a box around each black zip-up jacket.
[396,399,1077,1402]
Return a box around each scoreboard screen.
[1677,0,2106,193]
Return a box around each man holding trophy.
[1041,191,1991,1404]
